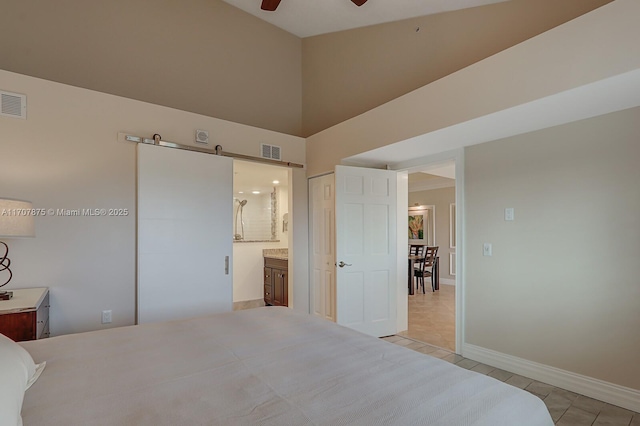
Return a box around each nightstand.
[0,287,49,342]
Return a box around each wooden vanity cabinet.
[264,258,288,307]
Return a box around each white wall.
[235,192,272,241]
[396,172,409,332]
[291,167,309,313]
[0,69,306,336]
[278,186,289,238]
[465,107,640,392]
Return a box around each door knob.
[337,261,352,268]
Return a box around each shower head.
[234,199,248,241]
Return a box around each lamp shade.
[0,198,35,238]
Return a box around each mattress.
[20,307,553,425]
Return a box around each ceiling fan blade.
[351,0,368,6]
[261,0,282,11]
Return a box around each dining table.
[408,254,439,295]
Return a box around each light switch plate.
[505,208,514,221]
[483,243,492,256]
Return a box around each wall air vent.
[195,129,209,144]
[260,143,282,161]
[0,90,27,119]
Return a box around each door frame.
[391,148,465,353]
[308,170,406,333]
[308,172,337,322]
[306,147,464,352]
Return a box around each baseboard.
[439,278,456,286]
[233,299,265,311]
[462,343,640,413]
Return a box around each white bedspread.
[21,307,553,425]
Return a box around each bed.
[13,307,552,425]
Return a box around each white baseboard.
[233,299,265,310]
[439,278,456,286]
[462,343,640,413]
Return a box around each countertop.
[234,240,280,243]
[263,248,288,261]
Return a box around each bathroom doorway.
[232,160,292,310]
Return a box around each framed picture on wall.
[408,205,435,246]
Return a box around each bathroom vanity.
[263,249,288,307]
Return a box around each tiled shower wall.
[236,188,278,241]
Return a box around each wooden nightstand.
[0,287,50,342]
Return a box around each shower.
[234,199,248,241]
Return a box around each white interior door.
[309,174,336,321]
[138,143,233,324]
[335,165,397,337]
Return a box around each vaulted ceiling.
[221,0,509,37]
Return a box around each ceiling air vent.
[1,90,27,119]
[261,143,281,161]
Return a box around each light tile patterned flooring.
[382,335,640,425]
[398,283,456,351]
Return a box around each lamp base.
[0,291,13,300]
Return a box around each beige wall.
[0,0,611,139]
[301,0,611,137]
[305,0,639,177]
[465,107,640,390]
[408,187,455,282]
[0,69,306,336]
[0,0,302,136]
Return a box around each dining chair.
[409,244,425,257]
[409,244,426,274]
[414,246,438,293]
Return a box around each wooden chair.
[409,244,425,257]
[414,246,438,293]
[409,244,426,275]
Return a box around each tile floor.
[382,335,640,426]
[398,284,456,351]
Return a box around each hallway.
[398,284,455,351]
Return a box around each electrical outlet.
[483,243,492,257]
[101,310,112,324]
